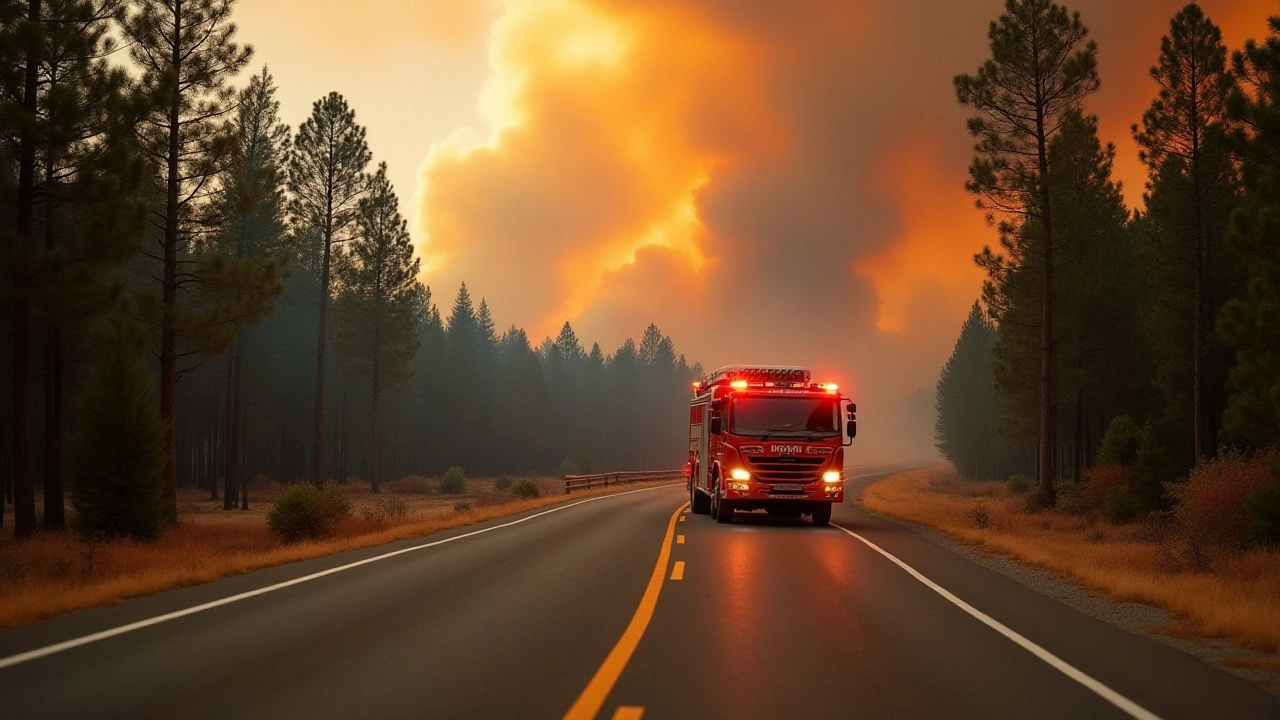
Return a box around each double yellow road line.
[562,502,689,720]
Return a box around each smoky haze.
[399,0,1272,465]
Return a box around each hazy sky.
[233,0,1273,460]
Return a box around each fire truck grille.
[745,456,825,482]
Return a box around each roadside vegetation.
[930,2,1280,671]
[864,465,1280,670]
[0,0,701,545]
[0,473,671,631]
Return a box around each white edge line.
[833,523,1161,720]
[0,483,682,672]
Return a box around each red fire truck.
[687,366,856,526]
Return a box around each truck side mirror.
[710,417,722,435]
[846,420,856,439]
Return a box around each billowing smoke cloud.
[414,0,1271,462]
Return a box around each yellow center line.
[562,502,688,720]
[670,561,685,581]
[676,534,685,544]
[611,707,644,720]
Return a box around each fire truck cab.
[687,366,856,526]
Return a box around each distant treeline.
[936,2,1280,510]
[0,0,699,539]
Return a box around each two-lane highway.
[2,468,1278,719]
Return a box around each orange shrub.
[1082,465,1133,513]
[1173,449,1278,554]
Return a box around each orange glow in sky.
[231,0,1278,460]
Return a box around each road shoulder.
[853,468,1280,696]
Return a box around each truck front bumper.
[723,482,844,504]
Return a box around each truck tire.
[691,484,710,514]
[811,503,832,527]
[716,495,734,524]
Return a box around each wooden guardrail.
[563,469,685,493]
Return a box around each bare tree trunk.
[43,326,64,529]
[223,345,238,509]
[42,149,65,530]
[234,339,246,509]
[1191,126,1205,461]
[313,239,331,486]
[1036,109,1057,507]
[12,0,42,539]
[158,1,183,525]
[370,334,381,495]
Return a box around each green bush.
[1006,474,1031,495]
[440,466,467,494]
[68,316,166,540]
[494,475,514,490]
[1099,415,1142,467]
[556,458,580,477]
[512,478,541,499]
[267,482,351,542]
[1102,485,1141,524]
[1133,423,1174,511]
[1094,416,1173,513]
[1246,460,1280,548]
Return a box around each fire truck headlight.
[730,469,751,481]
[823,471,841,483]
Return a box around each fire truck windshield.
[731,396,840,438]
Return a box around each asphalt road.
[2,466,1277,719]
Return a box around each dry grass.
[0,476,673,631]
[862,465,1280,658]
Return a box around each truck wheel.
[716,495,734,524]
[812,503,832,527]
[691,484,710,514]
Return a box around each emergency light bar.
[702,365,811,388]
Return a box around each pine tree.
[334,163,419,493]
[288,92,370,485]
[121,0,257,523]
[1,0,148,535]
[607,338,641,468]
[1218,16,1280,446]
[956,0,1099,505]
[210,65,289,509]
[1133,3,1239,459]
[68,313,166,539]
[495,326,548,472]
[936,304,1005,479]
[0,0,44,537]
[442,283,480,468]
[1048,111,1143,480]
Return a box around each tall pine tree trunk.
[223,343,238,509]
[12,0,42,538]
[43,325,64,529]
[313,222,331,486]
[42,147,65,530]
[234,339,246,509]
[370,311,381,494]
[159,12,182,525]
[1036,97,1057,506]
[1191,123,1205,460]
